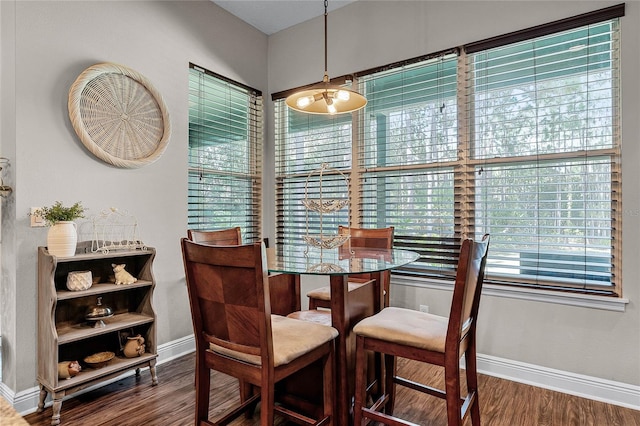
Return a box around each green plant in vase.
[33,201,86,257]
[34,201,86,226]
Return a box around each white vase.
[47,221,78,257]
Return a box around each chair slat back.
[187,227,242,246]
[448,235,490,342]
[181,239,271,357]
[339,226,394,249]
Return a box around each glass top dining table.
[266,243,419,426]
[267,244,420,276]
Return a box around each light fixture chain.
[324,0,328,76]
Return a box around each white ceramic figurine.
[112,263,137,285]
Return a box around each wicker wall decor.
[68,62,171,168]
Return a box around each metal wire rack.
[303,163,350,253]
[91,207,146,254]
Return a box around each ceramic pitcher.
[123,334,145,358]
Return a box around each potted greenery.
[34,201,86,257]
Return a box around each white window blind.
[469,20,621,293]
[188,64,263,241]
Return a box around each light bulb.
[296,96,314,109]
[336,90,350,101]
[327,103,337,114]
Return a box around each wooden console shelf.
[37,244,158,425]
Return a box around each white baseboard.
[2,335,638,416]
[154,333,196,364]
[476,353,640,410]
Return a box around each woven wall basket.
[68,62,171,168]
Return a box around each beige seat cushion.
[210,315,338,367]
[353,307,449,353]
[307,282,369,301]
[287,309,332,326]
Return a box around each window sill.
[392,275,629,312]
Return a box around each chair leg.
[444,359,463,426]
[308,297,318,310]
[260,379,276,425]
[322,343,335,425]
[371,352,383,401]
[353,336,368,425]
[194,358,211,425]
[384,352,396,415]
[465,344,481,425]
[240,380,258,418]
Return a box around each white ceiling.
[212,1,357,35]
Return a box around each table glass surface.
[267,244,419,276]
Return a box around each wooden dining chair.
[352,234,490,426]
[187,227,255,409]
[187,226,242,245]
[306,226,395,309]
[181,238,338,426]
[185,228,300,415]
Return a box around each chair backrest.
[447,234,490,348]
[339,226,394,249]
[180,238,273,363]
[187,227,242,246]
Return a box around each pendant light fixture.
[286,0,366,115]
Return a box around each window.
[273,5,624,296]
[469,20,620,293]
[188,64,262,241]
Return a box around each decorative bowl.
[303,234,350,249]
[66,270,93,291]
[302,198,349,213]
[306,262,345,273]
[84,351,115,369]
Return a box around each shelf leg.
[37,384,47,412]
[149,359,158,386]
[50,391,65,426]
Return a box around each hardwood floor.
[23,353,640,426]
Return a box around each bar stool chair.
[181,239,338,426]
[352,234,490,426]
[306,226,395,310]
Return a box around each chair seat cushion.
[287,309,332,326]
[210,315,338,367]
[307,282,368,301]
[353,307,448,353]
